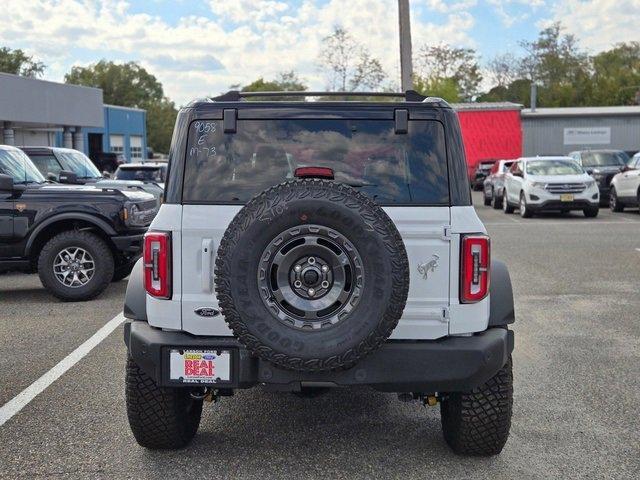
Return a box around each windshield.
[115,167,165,182]
[0,149,46,183]
[183,119,449,205]
[581,151,629,167]
[56,150,101,178]
[526,160,584,176]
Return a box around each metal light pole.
[398,0,414,91]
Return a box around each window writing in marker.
[190,121,219,158]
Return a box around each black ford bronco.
[123,91,515,456]
[0,145,159,301]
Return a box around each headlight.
[529,181,546,188]
[585,179,597,187]
[122,201,155,227]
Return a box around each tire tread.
[214,179,409,372]
[441,357,513,456]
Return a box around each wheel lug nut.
[308,288,315,296]
[294,280,302,288]
[294,265,302,272]
[321,265,329,273]
[321,281,329,288]
[308,257,316,265]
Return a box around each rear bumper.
[124,321,514,393]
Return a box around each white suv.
[609,152,640,212]
[503,156,600,218]
[122,91,515,456]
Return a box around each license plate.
[560,194,574,202]
[169,349,231,384]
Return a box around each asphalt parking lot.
[1,193,639,479]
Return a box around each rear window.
[116,167,165,182]
[182,119,449,205]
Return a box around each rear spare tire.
[215,179,409,372]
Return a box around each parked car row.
[482,150,640,218]
[20,146,165,207]
[0,144,162,301]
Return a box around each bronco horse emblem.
[417,255,440,280]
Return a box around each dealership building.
[521,105,640,157]
[0,72,147,162]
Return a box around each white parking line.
[484,221,638,226]
[0,313,125,427]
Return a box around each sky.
[1,0,639,106]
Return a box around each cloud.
[549,0,640,52]
[0,0,477,105]
[425,0,477,13]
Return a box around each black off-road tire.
[583,206,599,218]
[38,230,114,301]
[215,179,409,372]
[440,356,513,456]
[125,357,203,450]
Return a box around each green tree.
[65,60,163,107]
[145,99,178,155]
[236,71,307,99]
[590,42,640,106]
[413,75,460,103]
[65,60,175,154]
[0,46,45,77]
[240,71,307,92]
[414,44,482,101]
[317,27,386,91]
[478,79,532,105]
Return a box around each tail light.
[460,234,490,303]
[143,231,172,299]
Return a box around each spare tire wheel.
[215,179,409,372]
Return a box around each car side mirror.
[585,168,594,175]
[513,171,523,178]
[47,172,58,182]
[102,171,111,179]
[0,174,14,194]
[621,165,631,172]
[58,170,78,184]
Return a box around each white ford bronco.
[123,91,515,456]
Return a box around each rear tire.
[441,356,513,456]
[583,206,599,218]
[609,187,624,212]
[38,230,114,301]
[502,192,514,214]
[126,357,203,449]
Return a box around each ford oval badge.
[194,307,220,317]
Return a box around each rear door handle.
[201,238,214,292]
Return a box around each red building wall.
[456,109,522,179]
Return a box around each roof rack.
[210,90,428,102]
